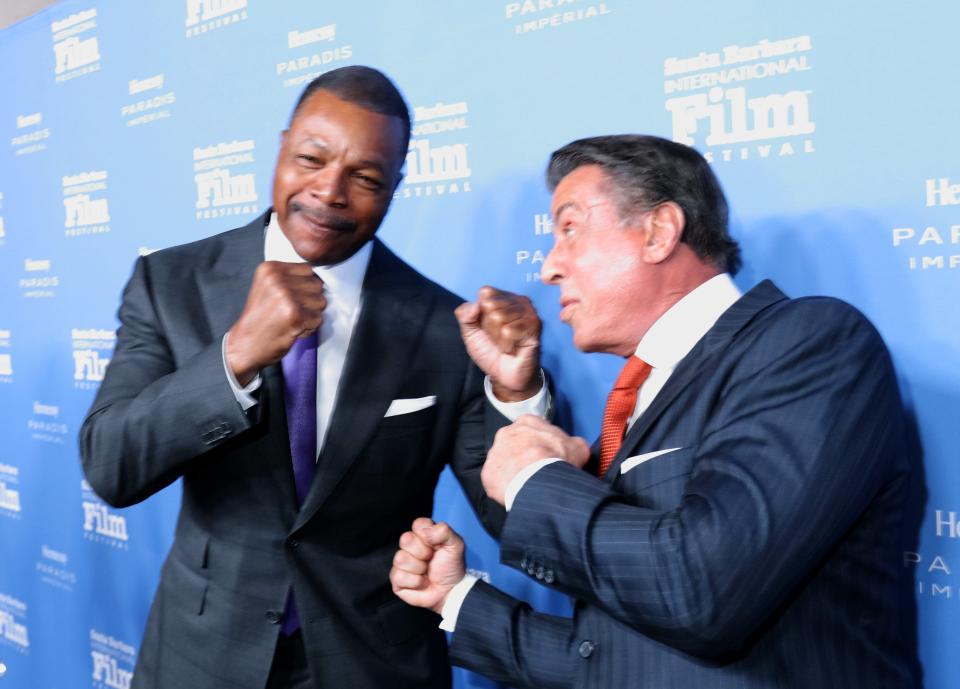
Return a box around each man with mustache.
[80,66,545,689]
[391,135,917,689]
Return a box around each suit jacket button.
[543,569,555,584]
[265,610,281,624]
[534,566,544,580]
[578,640,596,659]
[520,557,529,570]
[287,538,299,548]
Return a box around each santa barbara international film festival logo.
[81,480,129,548]
[0,463,22,519]
[276,21,352,90]
[73,328,114,390]
[63,170,111,237]
[185,0,248,39]
[905,509,960,604]
[394,101,472,201]
[891,176,960,271]
[193,140,259,220]
[0,594,29,654]
[663,35,816,164]
[122,74,176,128]
[51,8,102,83]
[11,112,51,157]
[90,629,135,689]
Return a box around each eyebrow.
[297,138,388,173]
[553,201,578,221]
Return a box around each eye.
[558,223,576,238]
[353,173,384,191]
[296,154,321,167]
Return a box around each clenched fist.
[226,261,327,385]
[482,415,591,505]
[455,286,542,401]
[390,518,466,615]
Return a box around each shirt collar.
[635,273,742,369]
[264,211,371,314]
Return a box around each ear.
[641,201,685,264]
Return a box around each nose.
[309,166,348,208]
[541,243,564,285]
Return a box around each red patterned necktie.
[598,356,652,478]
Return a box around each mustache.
[290,202,357,233]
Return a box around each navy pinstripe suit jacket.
[450,280,918,689]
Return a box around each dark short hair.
[547,135,741,275]
[289,65,412,152]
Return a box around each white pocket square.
[620,447,684,475]
[384,395,437,417]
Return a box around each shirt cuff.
[483,372,551,422]
[439,573,479,632]
[504,458,563,511]
[221,333,262,411]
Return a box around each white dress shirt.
[440,272,743,631]
[223,212,550,458]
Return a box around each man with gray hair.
[392,135,917,688]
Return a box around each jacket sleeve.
[447,359,508,539]
[498,301,908,657]
[449,580,578,689]
[79,257,255,507]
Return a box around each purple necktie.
[279,331,319,635]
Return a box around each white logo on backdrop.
[0,595,29,651]
[185,0,248,38]
[122,74,176,127]
[891,178,960,271]
[82,481,129,547]
[277,23,352,89]
[10,112,51,156]
[73,329,114,388]
[663,35,816,164]
[505,1,613,35]
[516,212,554,283]
[51,9,102,82]
[90,629,136,689]
[63,171,111,237]
[396,102,473,200]
[193,140,258,220]
[19,260,58,299]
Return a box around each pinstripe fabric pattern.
[450,281,918,689]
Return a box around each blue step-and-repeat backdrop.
[1,1,957,687]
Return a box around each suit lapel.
[293,240,432,530]
[194,213,301,509]
[603,280,788,481]
[197,212,268,339]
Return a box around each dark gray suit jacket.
[80,212,506,689]
[450,281,917,689]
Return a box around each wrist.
[491,369,543,402]
[225,330,259,386]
